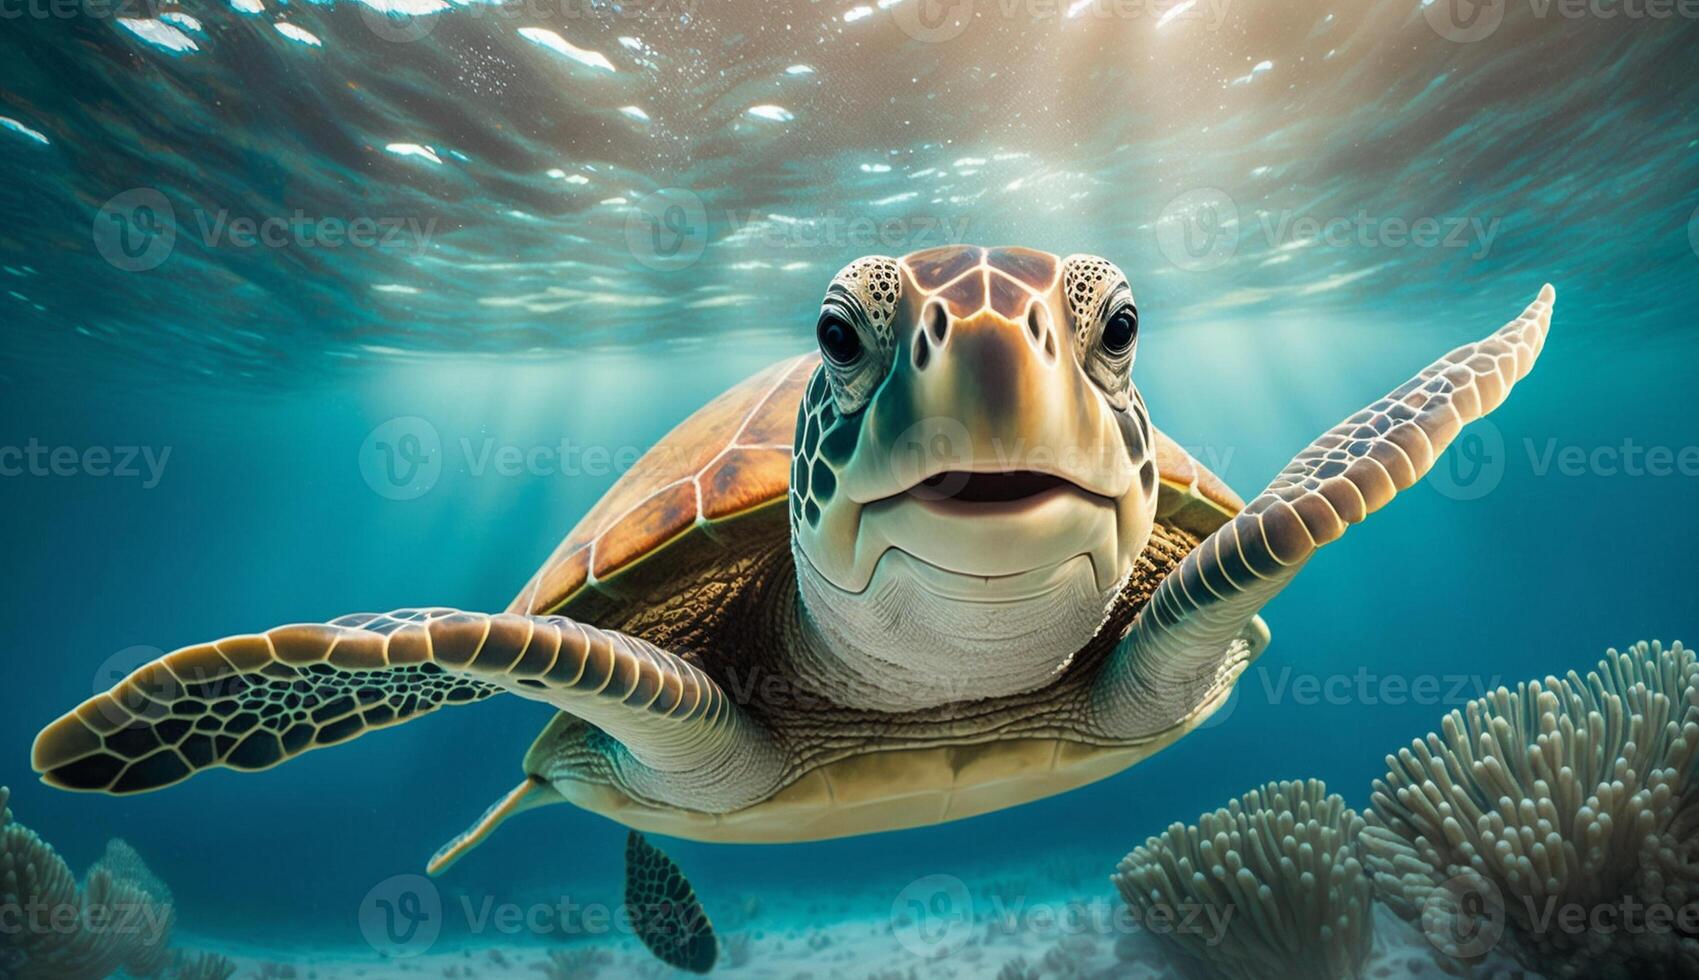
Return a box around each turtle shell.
[507,354,814,619]
[508,353,1243,620]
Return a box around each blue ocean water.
[1,0,1697,974]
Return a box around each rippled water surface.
[2,0,1695,378]
[1,0,1697,976]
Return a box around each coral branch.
[1113,779,1374,980]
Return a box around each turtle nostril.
[1026,304,1046,341]
[925,303,948,344]
[913,332,931,370]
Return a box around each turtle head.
[790,246,1159,705]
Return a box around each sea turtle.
[33,247,1555,972]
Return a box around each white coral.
[0,788,177,980]
[1361,639,1699,978]
[1113,779,1374,980]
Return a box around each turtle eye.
[817,313,863,365]
[1102,303,1138,356]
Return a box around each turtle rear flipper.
[33,608,786,804]
[626,831,717,973]
[1093,285,1556,737]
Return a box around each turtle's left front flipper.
[1092,285,1555,739]
[33,609,787,807]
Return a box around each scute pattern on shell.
[510,355,813,617]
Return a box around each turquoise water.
[1,1,1697,974]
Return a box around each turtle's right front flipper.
[33,608,787,806]
[1090,285,1556,739]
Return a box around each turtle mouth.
[898,470,1111,514]
[910,470,1075,504]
